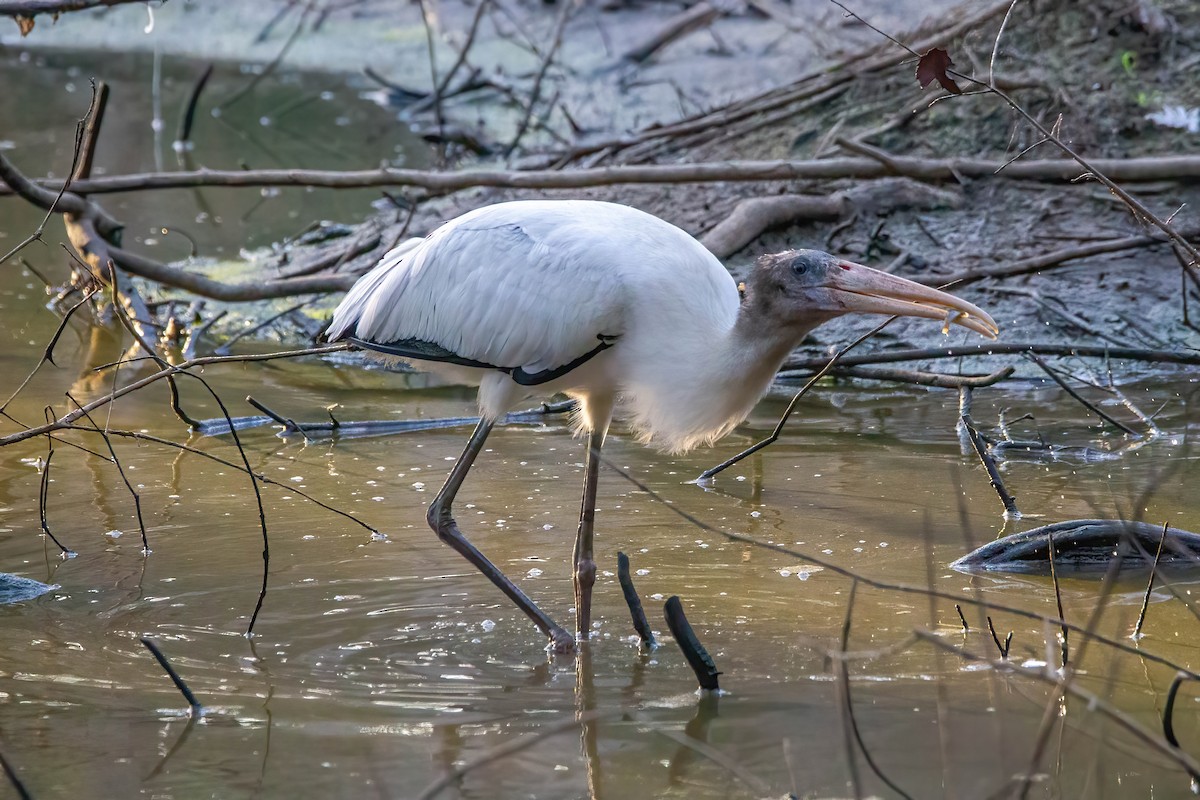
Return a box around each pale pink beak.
[827,260,999,339]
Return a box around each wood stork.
[325,199,998,652]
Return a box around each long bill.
[828,259,999,339]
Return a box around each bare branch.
[12,155,1200,197]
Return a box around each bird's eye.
[791,258,809,276]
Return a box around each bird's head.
[745,249,999,339]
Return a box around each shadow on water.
[3,47,1200,800]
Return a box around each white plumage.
[327,199,998,651]
[328,199,755,452]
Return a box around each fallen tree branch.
[800,364,1015,389]
[108,236,356,299]
[701,179,960,257]
[12,155,1200,197]
[931,233,1171,287]
[0,149,359,301]
[619,1,721,64]
[782,342,1200,371]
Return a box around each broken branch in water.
[617,551,656,649]
[986,616,1012,659]
[783,342,1200,371]
[140,637,204,716]
[663,596,720,691]
[955,604,969,633]
[960,415,1020,518]
[1133,523,1171,640]
[1046,533,1068,668]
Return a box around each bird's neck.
[652,303,822,451]
[616,282,827,454]
[725,305,820,395]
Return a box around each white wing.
[328,201,644,375]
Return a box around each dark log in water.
[951,520,1200,574]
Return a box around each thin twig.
[54,423,382,538]
[836,580,863,800]
[216,3,311,112]
[0,287,99,414]
[1046,533,1068,668]
[960,415,1020,518]
[954,604,969,632]
[214,300,311,356]
[617,551,656,649]
[1133,523,1170,639]
[837,581,916,799]
[699,317,896,480]
[37,448,73,557]
[986,616,1011,658]
[140,638,204,715]
[1028,354,1142,437]
[504,0,575,158]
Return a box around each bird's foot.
[547,626,577,654]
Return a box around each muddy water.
[3,53,1200,800]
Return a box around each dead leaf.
[16,15,34,36]
[916,47,962,95]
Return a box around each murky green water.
[3,49,1200,800]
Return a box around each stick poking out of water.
[0,744,33,800]
[140,637,204,716]
[960,414,1021,518]
[664,596,720,691]
[1134,523,1171,640]
[617,552,656,649]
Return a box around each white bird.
[326,199,998,652]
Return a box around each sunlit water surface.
[2,49,1200,800]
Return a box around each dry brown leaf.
[916,47,962,95]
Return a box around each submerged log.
[951,520,1200,574]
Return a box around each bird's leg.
[572,427,605,640]
[427,418,575,653]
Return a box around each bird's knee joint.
[575,559,597,588]
[426,503,452,535]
